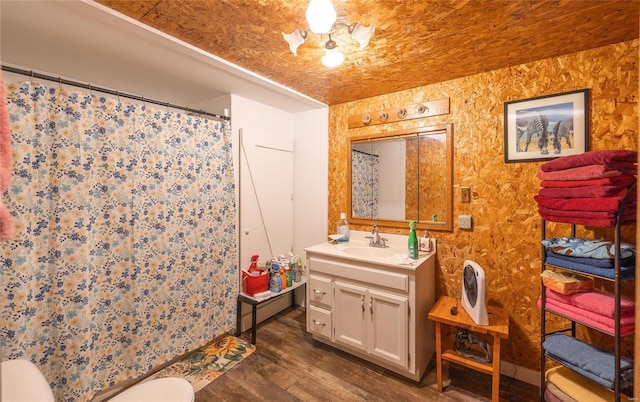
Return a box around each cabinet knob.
[313,289,326,295]
[312,319,325,327]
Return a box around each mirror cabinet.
[349,123,453,232]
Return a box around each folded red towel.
[538,184,632,199]
[539,213,632,227]
[541,149,638,172]
[539,210,635,227]
[537,164,634,181]
[534,189,636,212]
[540,175,636,189]
[538,205,636,220]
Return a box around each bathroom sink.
[342,247,395,258]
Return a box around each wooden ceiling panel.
[96,0,639,105]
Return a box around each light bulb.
[282,29,306,56]
[350,23,375,50]
[321,47,344,68]
[306,0,337,34]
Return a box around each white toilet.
[1,359,195,402]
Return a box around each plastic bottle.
[284,266,293,287]
[248,255,260,275]
[337,212,350,242]
[269,265,282,292]
[408,220,418,259]
[273,262,287,289]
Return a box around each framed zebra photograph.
[503,89,589,163]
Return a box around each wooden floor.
[195,307,539,402]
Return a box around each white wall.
[232,95,328,331]
[292,108,328,256]
[375,140,406,219]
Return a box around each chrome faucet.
[366,225,388,248]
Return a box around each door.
[239,127,294,264]
[333,281,368,352]
[368,289,409,368]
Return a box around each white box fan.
[461,260,489,326]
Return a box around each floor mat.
[146,335,256,392]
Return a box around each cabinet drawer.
[309,305,332,339]
[309,274,332,309]
[310,256,409,292]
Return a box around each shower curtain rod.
[352,149,378,157]
[1,65,230,122]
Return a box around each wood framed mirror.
[348,123,453,232]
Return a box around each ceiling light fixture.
[282,0,375,68]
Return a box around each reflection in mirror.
[349,124,453,232]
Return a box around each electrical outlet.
[461,186,471,203]
[458,215,472,229]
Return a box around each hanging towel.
[540,175,636,189]
[541,149,638,172]
[0,72,14,240]
[537,165,634,181]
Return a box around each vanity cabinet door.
[368,289,408,369]
[333,281,368,352]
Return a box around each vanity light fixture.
[282,0,375,68]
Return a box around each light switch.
[461,186,471,203]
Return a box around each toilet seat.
[1,359,55,402]
[1,359,194,402]
[108,377,194,402]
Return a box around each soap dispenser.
[408,221,418,259]
[337,212,350,242]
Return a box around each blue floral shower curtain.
[0,81,237,401]
[351,149,379,218]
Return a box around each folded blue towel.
[547,250,635,268]
[543,334,633,390]
[545,255,635,280]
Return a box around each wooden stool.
[428,295,509,402]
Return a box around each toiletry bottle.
[408,220,418,259]
[248,254,260,275]
[269,265,282,293]
[285,266,293,287]
[337,212,350,242]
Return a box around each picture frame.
[504,89,589,163]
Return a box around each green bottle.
[408,221,418,259]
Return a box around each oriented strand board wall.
[328,40,638,372]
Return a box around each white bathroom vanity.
[305,231,437,381]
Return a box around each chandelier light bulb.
[306,0,337,34]
[350,22,375,50]
[321,46,344,68]
[282,29,307,56]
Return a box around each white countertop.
[304,230,436,270]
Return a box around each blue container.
[269,266,282,292]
